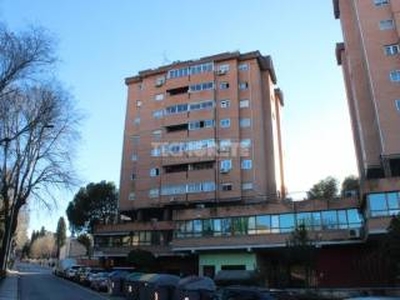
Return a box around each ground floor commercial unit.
[94,240,393,288]
[94,177,400,288]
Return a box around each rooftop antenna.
[162,50,171,65]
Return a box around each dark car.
[82,268,105,286]
[90,272,110,292]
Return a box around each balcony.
[362,177,400,195]
[94,245,173,257]
[171,229,361,252]
[94,220,175,234]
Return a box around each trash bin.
[138,273,180,300]
[123,272,144,300]
[174,276,216,300]
[108,270,131,296]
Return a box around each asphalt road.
[16,262,111,300]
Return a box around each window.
[218,64,230,73]
[239,99,250,108]
[321,211,338,229]
[155,93,164,101]
[133,117,140,125]
[338,210,348,229]
[242,182,253,190]
[189,81,214,92]
[166,63,212,79]
[279,214,295,233]
[256,215,271,234]
[189,62,214,76]
[165,103,189,115]
[240,139,251,149]
[131,154,138,161]
[152,109,164,119]
[189,100,214,111]
[374,0,389,6]
[219,82,229,90]
[155,76,166,87]
[368,192,400,217]
[384,44,400,56]
[131,173,136,180]
[297,212,312,228]
[390,70,400,82]
[189,120,215,130]
[202,182,216,192]
[220,99,230,108]
[151,147,161,157]
[220,119,231,128]
[150,168,160,177]
[220,139,231,151]
[238,63,249,71]
[220,160,232,172]
[241,159,252,169]
[240,118,251,128]
[395,100,400,111]
[221,218,232,236]
[152,130,162,140]
[149,188,159,198]
[239,82,249,90]
[271,215,280,233]
[221,183,233,191]
[128,192,135,201]
[132,135,140,145]
[379,19,395,30]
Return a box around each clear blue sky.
[0,0,357,234]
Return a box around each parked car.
[65,265,83,280]
[74,266,91,283]
[90,272,110,292]
[83,268,105,286]
[53,258,77,277]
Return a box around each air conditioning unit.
[155,77,165,87]
[196,204,205,209]
[348,228,361,239]
[217,69,227,75]
[150,218,158,223]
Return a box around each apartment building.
[334,0,400,180]
[332,0,400,287]
[334,0,400,232]
[94,51,369,287]
[119,51,285,214]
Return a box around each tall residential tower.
[334,0,400,179]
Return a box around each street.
[16,262,112,300]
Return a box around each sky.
[0,0,357,235]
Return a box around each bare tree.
[30,233,56,259]
[0,23,80,272]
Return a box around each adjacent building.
[334,0,400,235]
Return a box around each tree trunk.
[0,202,20,272]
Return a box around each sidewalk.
[0,270,19,300]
